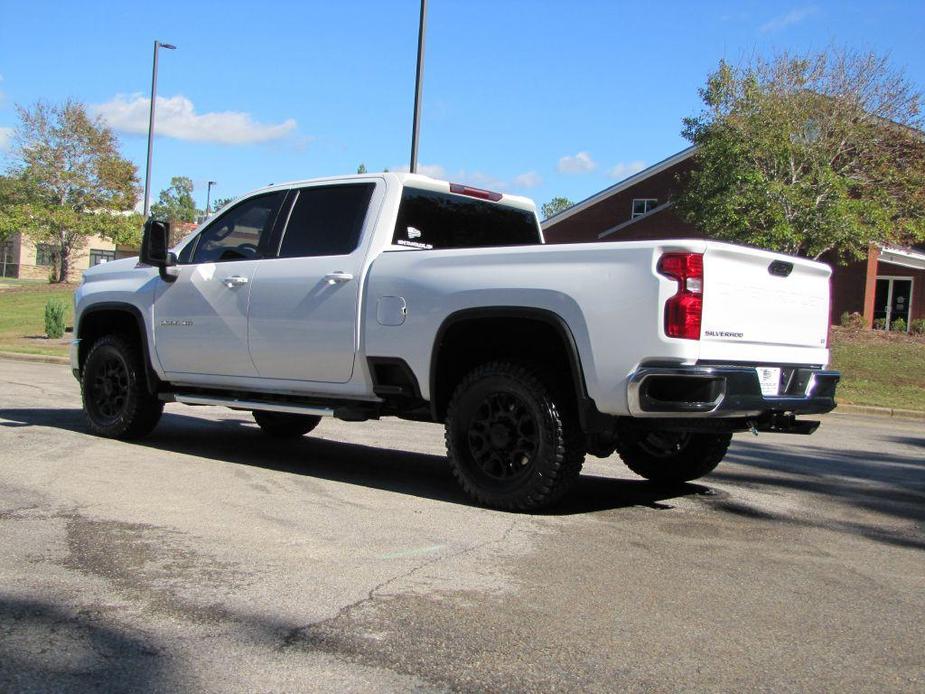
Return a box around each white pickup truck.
[73,173,839,510]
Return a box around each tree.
[209,196,235,213]
[675,50,925,261]
[541,196,574,220]
[356,163,367,174]
[0,101,142,282]
[151,176,198,223]
[0,175,33,242]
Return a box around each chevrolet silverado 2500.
[73,173,839,510]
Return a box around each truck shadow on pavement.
[0,595,169,692]
[714,438,925,550]
[0,407,705,516]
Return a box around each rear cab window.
[278,183,376,258]
[392,187,541,250]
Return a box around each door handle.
[324,271,354,285]
[222,275,249,288]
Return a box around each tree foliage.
[0,101,142,281]
[541,196,574,220]
[0,175,35,242]
[209,196,235,213]
[675,50,925,261]
[356,163,367,174]
[151,176,198,223]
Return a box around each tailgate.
[699,243,830,360]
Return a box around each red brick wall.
[829,259,868,321]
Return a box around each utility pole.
[205,181,216,215]
[409,0,427,174]
[143,40,176,218]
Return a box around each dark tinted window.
[278,183,375,258]
[189,191,284,264]
[392,188,540,250]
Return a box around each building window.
[631,199,658,219]
[35,243,57,266]
[89,249,116,266]
[0,241,15,278]
[873,277,913,331]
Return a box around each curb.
[0,351,70,365]
[831,403,925,421]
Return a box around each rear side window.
[392,188,540,250]
[278,183,375,257]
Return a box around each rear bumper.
[627,365,839,418]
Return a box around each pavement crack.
[370,517,519,600]
[279,517,521,651]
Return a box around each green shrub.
[840,311,865,330]
[873,318,887,330]
[891,317,907,333]
[44,298,66,339]
[911,318,925,335]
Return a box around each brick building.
[542,147,925,331]
[0,232,117,282]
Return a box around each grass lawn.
[829,327,925,412]
[0,281,75,356]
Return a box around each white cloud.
[760,6,818,32]
[513,171,542,189]
[0,127,13,152]
[557,151,596,174]
[92,93,297,145]
[391,165,524,193]
[607,160,646,180]
[392,163,447,178]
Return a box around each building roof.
[541,146,697,229]
[880,245,925,271]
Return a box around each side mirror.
[140,218,178,282]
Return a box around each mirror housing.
[140,218,178,282]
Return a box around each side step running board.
[171,393,335,418]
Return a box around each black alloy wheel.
[252,410,321,438]
[88,354,131,423]
[636,431,693,459]
[467,391,539,483]
[445,361,584,511]
[81,334,164,439]
[616,429,731,484]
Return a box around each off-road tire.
[616,430,731,483]
[81,334,164,440]
[445,361,585,511]
[253,411,321,438]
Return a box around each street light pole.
[409,0,427,174]
[206,181,216,215]
[143,40,176,218]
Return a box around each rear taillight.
[658,252,703,340]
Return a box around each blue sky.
[1,1,923,211]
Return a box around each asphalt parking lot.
[0,358,923,692]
